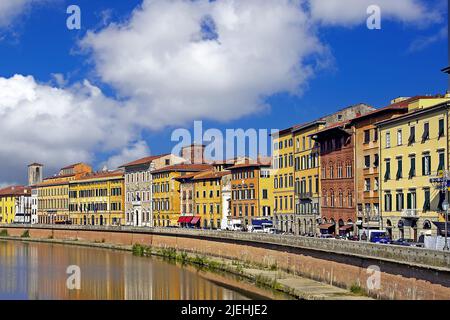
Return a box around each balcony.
[298,192,313,200]
[401,209,419,218]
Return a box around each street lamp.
[442,200,449,251]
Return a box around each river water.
[0,240,287,300]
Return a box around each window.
[337,162,343,178]
[396,192,404,211]
[364,179,371,191]
[409,156,416,179]
[408,126,415,145]
[346,162,352,178]
[364,155,370,168]
[364,130,370,144]
[374,129,378,141]
[439,118,445,138]
[422,153,431,176]
[386,132,391,148]
[397,129,402,146]
[438,151,445,172]
[406,190,417,210]
[438,191,445,211]
[396,157,402,180]
[423,188,430,212]
[422,122,430,142]
[373,154,379,167]
[374,178,379,191]
[384,192,392,212]
[384,159,391,181]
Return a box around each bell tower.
[28,163,43,186]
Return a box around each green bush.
[0,229,8,236]
[21,230,30,238]
[350,283,365,295]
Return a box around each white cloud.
[408,26,448,52]
[0,0,48,28]
[307,0,440,27]
[103,140,150,169]
[0,74,137,184]
[80,0,327,129]
[0,0,443,185]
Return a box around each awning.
[190,216,201,224]
[433,221,450,236]
[339,224,354,231]
[252,219,272,226]
[178,216,191,223]
[319,223,335,230]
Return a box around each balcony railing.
[298,192,313,200]
[401,209,419,218]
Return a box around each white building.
[120,154,185,227]
[31,188,38,224]
[13,188,32,224]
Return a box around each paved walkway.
[242,268,373,300]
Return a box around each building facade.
[350,103,409,233]
[0,186,31,224]
[292,120,324,235]
[35,163,92,224]
[229,160,273,227]
[69,170,125,226]
[272,129,295,232]
[313,122,357,235]
[151,164,212,227]
[121,154,185,227]
[378,100,450,240]
[192,170,231,229]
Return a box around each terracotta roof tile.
[0,185,31,197]
[120,154,170,168]
[72,170,124,182]
[151,163,212,174]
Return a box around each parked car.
[265,228,279,234]
[248,225,265,233]
[390,238,413,246]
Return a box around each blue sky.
[0,0,448,184]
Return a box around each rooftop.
[119,154,170,168]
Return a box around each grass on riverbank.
[131,243,286,292]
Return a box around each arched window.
[330,189,335,207]
[329,162,334,179]
[346,161,353,178]
[347,190,353,207]
[338,189,343,207]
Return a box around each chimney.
[181,143,206,164]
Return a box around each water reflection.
[0,240,250,300]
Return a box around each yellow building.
[36,163,92,224]
[0,186,31,224]
[151,164,212,227]
[292,120,324,235]
[272,128,295,232]
[378,99,450,240]
[229,159,273,226]
[192,170,231,229]
[69,170,125,226]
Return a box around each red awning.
[184,216,193,223]
[177,216,185,223]
[319,223,335,230]
[190,216,200,224]
[339,224,354,231]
